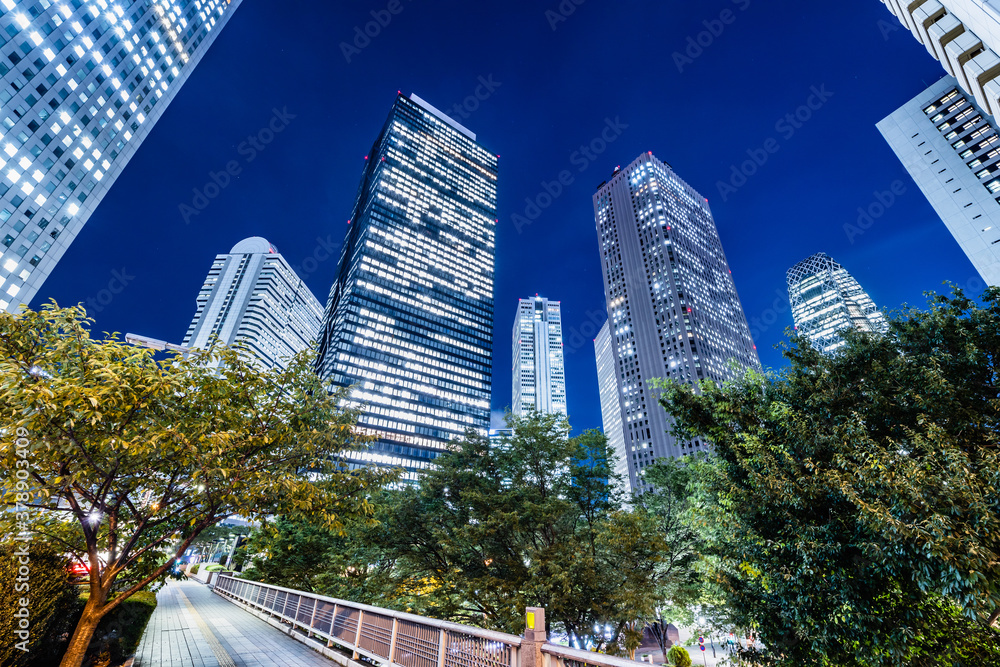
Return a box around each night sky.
[33,1,973,435]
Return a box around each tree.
[655,287,1000,666]
[238,410,701,649]
[0,304,389,667]
[666,644,691,667]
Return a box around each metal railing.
[539,643,658,667]
[214,574,522,667]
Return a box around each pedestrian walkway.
[133,578,336,667]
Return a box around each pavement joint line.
[175,586,238,667]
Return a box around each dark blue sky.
[35,1,974,434]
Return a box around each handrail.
[540,643,652,667]
[214,573,521,667]
[214,574,657,667]
[214,573,522,645]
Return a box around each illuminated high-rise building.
[595,320,628,496]
[786,252,888,354]
[316,93,497,480]
[594,152,759,494]
[0,0,243,312]
[879,76,1000,284]
[512,296,566,416]
[878,0,1000,118]
[182,237,323,371]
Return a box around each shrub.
[27,590,157,667]
[190,563,200,574]
[203,563,231,572]
[0,543,78,667]
[666,645,691,667]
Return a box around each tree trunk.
[58,589,107,667]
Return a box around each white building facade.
[183,236,323,371]
[786,252,888,354]
[0,0,243,312]
[879,76,1000,284]
[594,152,759,495]
[512,296,567,416]
[595,320,628,495]
[880,0,1000,118]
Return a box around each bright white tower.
[512,296,567,416]
[183,237,323,371]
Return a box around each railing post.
[353,610,365,660]
[308,597,319,637]
[520,607,546,667]
[437,628,447,667]
[328,604,339,649]
[388,617,400,664]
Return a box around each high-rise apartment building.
[183,236,323,371]
[0,0,243,312]
[594,152,759,494]
[316,93,497,480]
[879,1,1000,118]
[595,320,628,495]
[512,296,567,416]
[786,252,888,354]
[879,76,1000,284]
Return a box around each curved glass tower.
[786,252,888,354]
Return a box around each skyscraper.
[786,252,888,354]
[595,320,628,496]
[512,296,567,416]
[316,93,497,480]
[879,76,1000,284]
[594,152,759,494]
[878,1,1000,118]
[183,236,323,371]
[0,0,243,312]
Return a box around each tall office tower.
[511,296,567,416]
[786,252,888,355]
[183,237,323,371]
[594,152,759,495]
[316,93,497,480]
[879,0,1000,118]
[594,320,628,496]
[0,0,243,313]
[879,76,1000,284]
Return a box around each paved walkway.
[134,578,336,667]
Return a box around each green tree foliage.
[243,410,700,649]
[0,543,76,666]
[666,644,691,667]
[0,304,389,667]
[655,287,1000,666]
